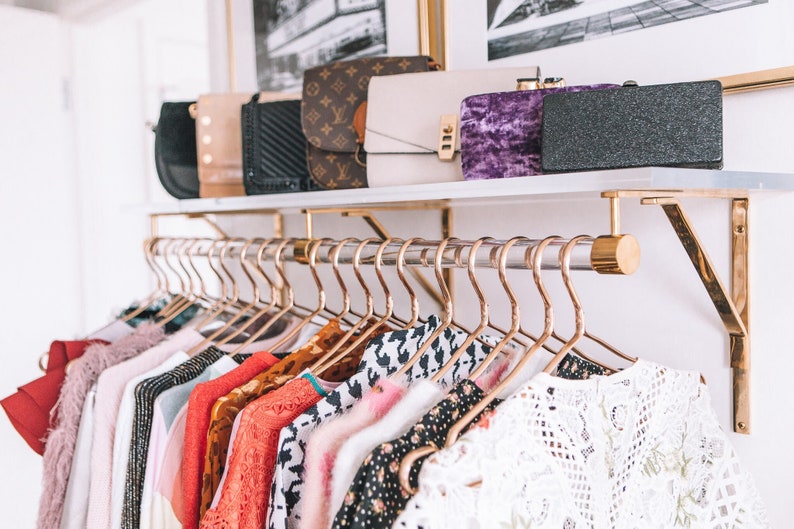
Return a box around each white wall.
[0,8,79,528]
[0,1,210,527]
[70,0,211,330]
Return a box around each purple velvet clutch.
[460,84,619,180]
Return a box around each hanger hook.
[396,237,424,328]
[352,237,381,318]
[329,237,357,319]
[542,235,592,373]
[374,237,398,321]
[433,237,456,326]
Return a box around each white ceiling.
[1,0,139,20]
[0,0,58,12]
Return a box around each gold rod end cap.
[591,234,640,275]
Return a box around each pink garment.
[181,351,281,529]
[151,404,189,528]
[37,323,165,529]
[86,328,205,529]
[299,378,407,529]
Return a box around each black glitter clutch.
[541,80,723,172]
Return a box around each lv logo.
[331,104,347,124]
[336,162,351,180]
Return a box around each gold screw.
[737,421,747,431]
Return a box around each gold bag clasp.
[438,114,458,162]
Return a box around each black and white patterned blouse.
[266,315,496,529]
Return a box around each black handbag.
[541,80,723,172]
[153,102,200,199]
[241,95,319,195]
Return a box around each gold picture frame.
[718,66,794,95]
[227,1,435,93]
[434,0,793,89]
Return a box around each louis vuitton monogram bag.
[301,56,437,190]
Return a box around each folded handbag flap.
[301,56,434,154]
[364,67,539,155]
[196,92,252,168]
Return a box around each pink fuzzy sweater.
[299,377,407,529]
[36,322,165,529]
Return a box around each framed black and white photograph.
[251,0,426,93]
[444,0,794,86]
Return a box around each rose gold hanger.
[444,235,560,446]
[541,235,638,374]
[394,237,423,329]
[150,238,186,319]
[184,238,262,355]
[315,237,405,377]
[183,238,216,311]
[390,237,457,378]
[311,238,381,375]
[167,237,242,329]
[172,238,229,329]
[226,236,341,356]
[325,238,359,325]
[396,236,548,494]
[462,236,537,382]
[122,237,169,322]
[475,238,619,373]
[261,237,340,354]
[156,238,200,324]
[540,235,589,373]
[224,238,300,355]
[210,237,279,347]
[429,237,494,383]
[373,238,415,330]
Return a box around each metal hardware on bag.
[516,77,542,91]
[622,80,639,87]
[516,76,567,91]
[188,103,198,119]
[353,143,367,168]
[438,114,458,161]
[543,77,566,88]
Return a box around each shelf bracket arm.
[640,196,750,434]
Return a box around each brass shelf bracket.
[603,190,750,434]
[149,210,285,239]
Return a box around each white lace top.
[395,359,769,529]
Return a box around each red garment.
[181,350,280,528]
[199,377,325,529]
[1,340,105,454]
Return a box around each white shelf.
[147,167,794,216]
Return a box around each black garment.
[120,346,246,529]
[331,380,497,529]
[119,297,200,334]
[556,353,614,379]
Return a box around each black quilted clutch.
[541,80,723,172]
[241,95,319,195]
